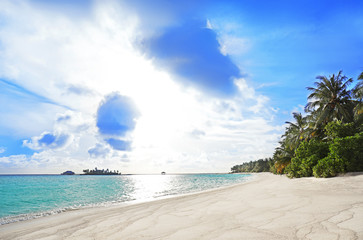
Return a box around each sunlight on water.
[131,175,172,200]
[0,174,251,224]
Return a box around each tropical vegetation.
[231,71,363,178]
[83,167,121,175]
[231,158,273,173]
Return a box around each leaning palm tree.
[273,112,308,174]
[273,140,295,174]
[305,71,354,128]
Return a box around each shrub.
[329,132,363,172]
[313,132,363,177]
[285,159,301,178]
[286,140,329,178]
[313,156,346,178]
[324,121,356,140]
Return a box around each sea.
[0,173,252,225]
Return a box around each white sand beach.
[1,173,362,240]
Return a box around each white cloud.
[0,95,66,137]
[0,155,28,166]
[206,19,213,29]
[291,104,306,115]
[0,0,282,174]
[0,147,6,154]
[207,19,251,57]
[88,143,111,159]
[219,36,251,56]
[23,132,73,150]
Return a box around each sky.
[0,0,362,174]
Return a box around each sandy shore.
[1,173,363,240]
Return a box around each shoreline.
[0,173,253,226]
[1,173,362,239]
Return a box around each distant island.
[61,170,75,175]
[82,168,121,175]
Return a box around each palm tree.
[272,112,308,174]
[284,112,307,148]
[304,113,325,139]
[273,140,295,174]
[353,72,363,116]
[305,71,354,127]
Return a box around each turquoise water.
[0,174,251,224]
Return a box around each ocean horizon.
[0,173,252,225]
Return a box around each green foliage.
[312,132,363,177]
[286,140,329,178]
[305,71,354,126]
[324,121,356,140]
[268,159,276,173]
[272,138,296,174]
[329,132,363,172]
[353,72,363,118]
[83,168,121,175]
[284,112,308,148]
[231,158,272,173]
[237,71,363,178]
[312,156,346,178]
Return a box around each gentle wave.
[0,202,118,225]
[0,174,252,225]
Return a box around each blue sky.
[0,0,362,173]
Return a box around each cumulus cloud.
[105,138,131,151]
[0,154,28,166]
[206,19,251,57]
[96,93,139,151]
[0,0,283,174]
[144,19,241,96]
[96,93,139,137]
[23,132,72,150]
[56,114,71,123]
[88,143,110,158]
